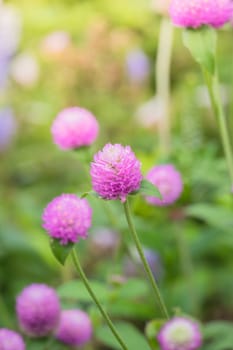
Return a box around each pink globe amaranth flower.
[16,284,60,337]
[158,317,202,350]
[145,164,183,206]
[90,143,142,202]
[56,310,92,346]
[0,329,25,350]
[51,107,99,150]
[170,0,233,28]
[42,194,92,245]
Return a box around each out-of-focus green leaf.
[96,321,151,350]
[57,280,109,303]
[202,321,233,350]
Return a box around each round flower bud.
[56,310,92,346]
[158,317,202,350]
[16,284,60,337]
[169,0,233,28]
[51,107,99,150]
[145,164,183,206]
[91,143,142,202]
[89,227,120,258]
[42,194,92,245]
[0,329,25,350]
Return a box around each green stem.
[123,199,169,320]
[71,249,129,350]
[203,68,233,186]
[155,18,174,156]
[0,295,13,328]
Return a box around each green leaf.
[57,280,109,303]
[96,322,151,350]
[138,179,162,199]
[182,27,217,74]
[50,239,74,265]
[81,190,99,199]
[202,321,233,350]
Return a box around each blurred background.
[0,0,233,348]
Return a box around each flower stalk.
[123,199,169,320]
[71,248,129,350]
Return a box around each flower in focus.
[90,143,142,202]
[51,107,99,150]
[56,310,92,346]
[145,164,183,206]
[151,0,171,16]
[169,0,233,28]
[16,284,60,337]
[40,31,71,57]
[42,194,92,245]
[11,53,39,87]
[125,49,150,83]
[0,108,17,151]
[158,317,202,350]
[0,329,25,350]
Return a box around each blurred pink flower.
[51,107,99,150]
[145,164,183,206]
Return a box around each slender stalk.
[155,18,174,156]
[71,249,129,350]
[123,199,169,320]
[0,295,13,328]
[203,68,233,186]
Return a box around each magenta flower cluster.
[51,106,99,150]
[0,329,25,350]
[145,164,183,206]
[42,194,92,245]
[158,317,202,350]
[170,0,233,28]
[56,310,92,346]
[1,283,94,347]
[90,143,142,202]
[16,284,60,337]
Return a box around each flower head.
[42,194,92,245]
[169,0,233,28]
[158,317,202,350]
[51,107,99,150]
[0,329,25,350]
[90,143,142,202]
[89,227,120,257]
[55,310,92,346]
[145,164,183,206]
[126,49,150,83]
[16,284,60,337]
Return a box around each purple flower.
[158,317,202,350]
[0,108,17,151]
[90,143,142,202]
[145,164,183,206]
[51,107,99,150]
[124,247,163,281]
[55,310,92,346]
[169,0,233,28]
[0,329,25,350]
[42,194,92,245]
[126,49,150,83]
[16,284,60,337]
[89,227,120,257]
